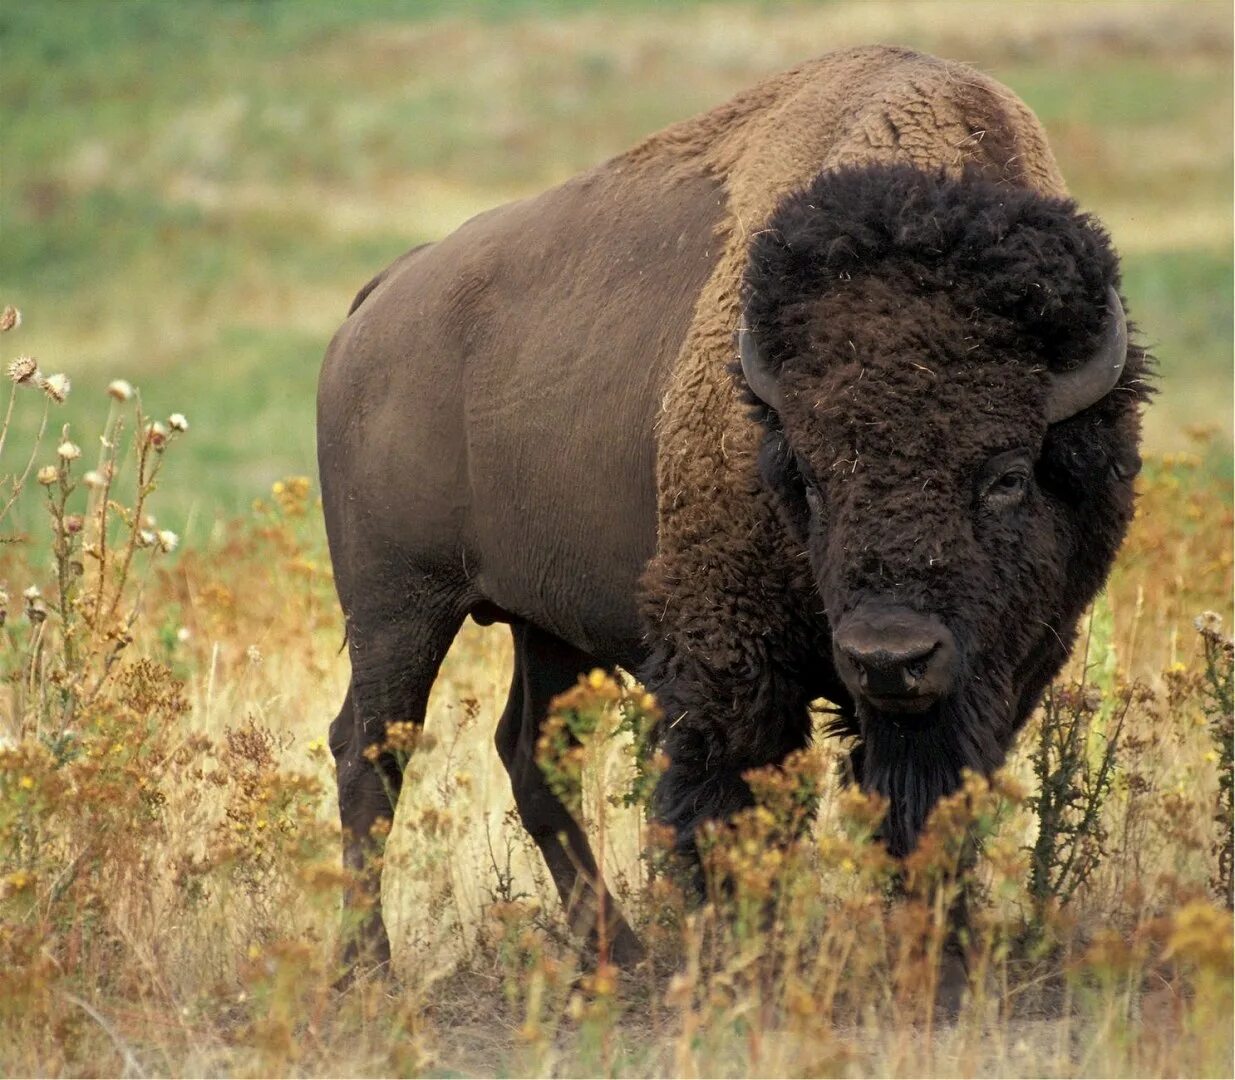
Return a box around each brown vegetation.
[1,302,1231,1076]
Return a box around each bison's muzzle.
[833,605,957,717]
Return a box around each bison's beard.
[849,684,1010,858]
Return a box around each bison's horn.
[1046,287,1128,423]
[739,315,784,413]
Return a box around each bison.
[318,44,1148,971]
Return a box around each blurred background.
[3,0,1231,537]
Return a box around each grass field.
[3,0,1232,525]
[2,1,1233,1076]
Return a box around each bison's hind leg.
[329,578,466,982]
[496,622,644,968]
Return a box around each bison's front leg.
[638,496,830,889]
[497,622,644,968]
[644,649,815,890]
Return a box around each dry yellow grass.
[1,309,1232,1076]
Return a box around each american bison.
[318,44,1148,971]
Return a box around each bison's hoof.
[933,948,971,1022]
[607,924,647,970]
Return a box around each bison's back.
[318,44,1066,660]
[318,154,726,661]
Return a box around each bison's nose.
[833,606,957,713]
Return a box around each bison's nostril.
[833,607,957,704]
[902,644,938,684]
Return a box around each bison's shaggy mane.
[742,163,1149,392]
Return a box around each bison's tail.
[347,268,390,317]
[346,242,434,317]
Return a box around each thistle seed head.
[107,379,134,402]
[1195,611,1224,638]
[7,356,38,384]
[41,373,71,403]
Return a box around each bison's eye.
[978,449,1033,510]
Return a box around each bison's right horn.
[1046,287,1128,423]
[739,315,784,413]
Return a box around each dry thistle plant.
[1,304,72,536]
[2,324,189,741]
[1,340,350,1075]
[1195,611,1234,903]
[1028,676,1126,925]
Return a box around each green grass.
[3,0,1231,542]
[1123,248,1235,478]
[1005,57,1228,130]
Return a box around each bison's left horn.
[1046,287,1128,423]
[739,315,784,413]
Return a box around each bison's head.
[739,165,1149,855]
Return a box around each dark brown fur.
[648,164,1148,861]
[317,45,1147,970]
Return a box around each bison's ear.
[1108,449,1142,483]
[758,431,811,542]
[739,315,784,413]
[1039,414,1139,505]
